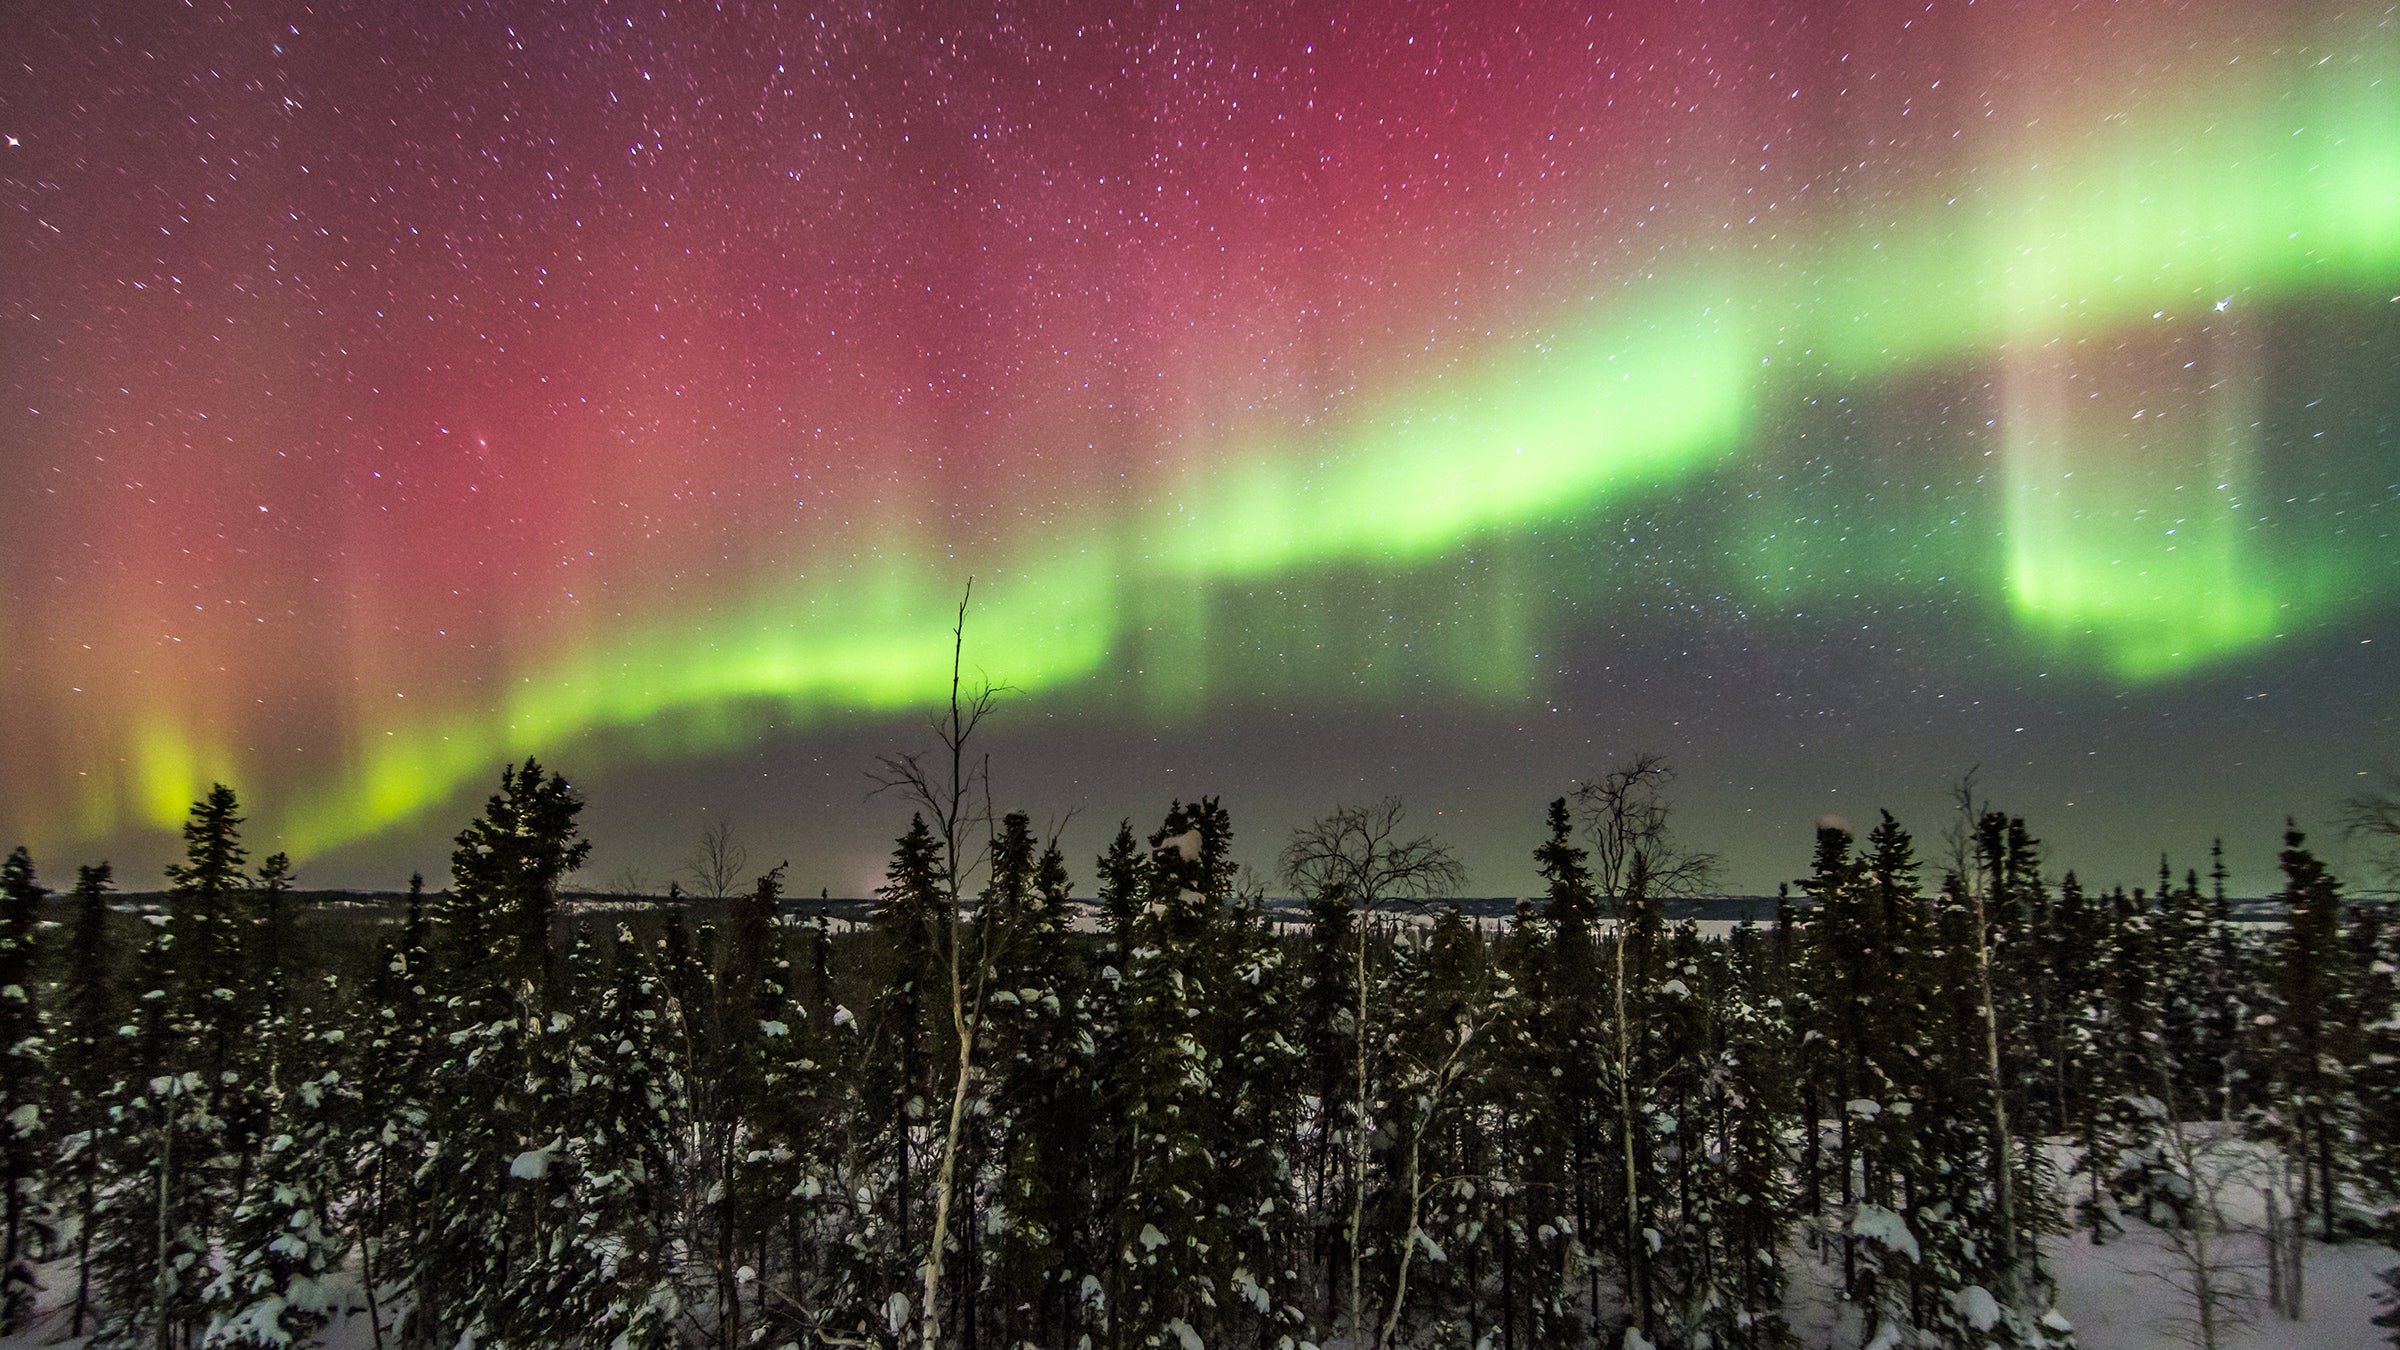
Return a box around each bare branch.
[888,576,1019,1350]
[1278,797,1466,915]
[1572,752,1719,902]
[681,816,749,899]
[1943,764,1985,890]
[596,862,655,900]
[2341,773,2400,894]
[1278,799,1463,1346]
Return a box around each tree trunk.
[2315,1122,2336,1241]
[1499,1168,1516,1350]
[156,1086,174,1350]
[1347,919,1370,1349]
[359,1164,387,1350]
[718,1126,741,1350]
[920,997,979,1349]
[1970,888,2022,1292]
[72,1167,93,1337]
[1616,932,1649,1341]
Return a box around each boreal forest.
[0,753,2395,1350]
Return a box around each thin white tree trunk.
[1618,924,1647,1337]
[2155,1060,2223,1350]
[1347,915,1370,1348]
[914,582,998,1350]
[1377,1015,1474,1350]
[920,982,980,1349]
[1970,888,2021,1292]
[156,1077,174,1350]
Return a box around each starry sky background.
[3,0,2395,900]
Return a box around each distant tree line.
[0,756,2396,1350]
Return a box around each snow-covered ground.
[4,1226,2387,1350]
[5,1150,2391,1350]
[2048,1224,2393,1350]
[2033,1134,2395,1350]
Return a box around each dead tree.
[683,817,750,899]
[1575,753,1718,1342]
[871,580,1011,1350]
[1944,768,2027,1303]
[1279,799,1465,1347]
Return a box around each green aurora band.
[171,37,2400,855]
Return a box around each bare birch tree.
[1945,768,2027,1301]
[683,817,750,899]
[2342,774,2400,895]
[1574,753,1717,1341]
[870,580,1010,1350]
[1573,752,1719,904]
[2149,1057,2253,1350]
[1376,973,1488,1350]
[1279,799,1464,1348]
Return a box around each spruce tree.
[1532,797,1611,1342]
[350,873,435,1346]
[2260,825,2354,1241]
[201,1037,350,1348]
[1096,820,1146,956]
[2350,899,2400,1245]
[576,923,688,1349]
[1111,798,1237,1349]
[1485,887,1565,1349]
[444,759,590,999]
[164,784,253,1099]
[851,813,945,1339]
[97,783,270,1345]
[2057,873,2123,1241]
[709,862,799,1346]
[0,846,45,1334]
[1800,823,1876,1301]
[405,764,592,1346]
[1083,821,1150,1343]
[985,828,1108,1347]
[252,851,294,1029]
[1694,936,1799,1349]
[472,923,605,1347]
[54,861,118,1337]
[1826,814,1948,1344]
[2099,889,2177,1227]
[87,919,214,1349]
[1213,883,1306,1348]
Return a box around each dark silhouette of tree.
[445,758,590,999]
[866,810,943,1315]
[1279,799,1463,1342]
[54,861,116,1337]
[2343,775,2400,894]
[17,728,2367,1349]
[1574,753,1719,906]
[1577,756,1716,1346]
[2261,824,2353,1242]
[684,816,750,900]
[0,846,43,1334]
[165,784,250,1068]
[1096,820,1145,953]
[1111,797,1239,1349]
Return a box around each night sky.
[3,0,2395,900]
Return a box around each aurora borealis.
[3,0,2396,897]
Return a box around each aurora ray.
[2,0,2394,891]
